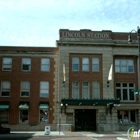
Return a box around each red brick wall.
[0,48,56,124]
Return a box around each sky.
[0,0,140,47]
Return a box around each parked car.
[0,124,10,134]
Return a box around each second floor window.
[72,82,79,99]
[82,58,89,71]
[1,81,10,97]
[2,58,12,71]
[22,58,31,71]
[82,82,89,99]
[115,59,134,73]
[21,82,30,97]
[92,81,100,99]
[41,58,50,71]
[116,83,135,101]
[40,82,49,98]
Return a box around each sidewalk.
[0,131,127,138]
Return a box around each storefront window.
[20,110,28,123]
[40,109,48,123]
[117,110,137,124]
[0,110,8,123]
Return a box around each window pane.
[123,111,129,123]
[129,89,134,100]
[0,110,8,123]
[116,83,121,87]
[123,89,128,100]
[82,82,89,99]
[117,110,123,123]
[22,58,31,71]
[40,109,48,123]
[82,58,89,71]
[20,110,28,123]
[1,82,10,96]
[116,89,121,100]
[92,82,100,99]
[40,82,49,98]
[130,110,136,123]
[92,58,99,71]
[21,82,30,97]
[72,82,79,99]
[72,58,79,71]
[41,58,50,71]
[3,58,12,71]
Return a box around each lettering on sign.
[60,31,110,39]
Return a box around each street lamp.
[128,26,140,95]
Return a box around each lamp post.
[128,26,140,95]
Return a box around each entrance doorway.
[75,109,96,131]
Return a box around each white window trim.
[22,58,31,71]
[2,58,12,71]
[41,58,50,72]
[1,81,10,97]
[116,83,136,102]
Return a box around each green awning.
[19,102,29,109]
[39,102,49,109]
[0,102,9,110]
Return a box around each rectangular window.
[82,58,89,71]
[40,109,48,123]
[40,82,49,98]
[41,58,50,71]
[21,82,30,97]
[72,82,79,99]
[22,58,31,71]
[2,58,12,71]
[117,110,137,124]
[92,58,99,71]
[0,110,8,123]
[116,83,135,101]
[82,82,89,99]
[115,59,134,73]
[72,57,79,71]
[1,81,10,97]
[20,110,28,123]
[92,81,100,99]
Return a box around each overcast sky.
[0,0,140,47]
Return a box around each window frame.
[19,109,29,123]
[82,81,89,99]
[0,110,9,123]
[41,58,50,72]
[117,110,137,124]
[92,81,100,99]
[40,81,49,98]
[2,58,12,71]
[115,59,134,73]
[40,109,49,123]
[92,58,99,72]
[72,81,79,99]
[82,58,89,71]
[22,58,31,71]
[116,82,135,101]
[1,81,10,97]
[20,81,30,97]
[72,57,79,71]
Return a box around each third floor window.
[22,58,31,71]
[2,58,12,71]
[115,59,134,73]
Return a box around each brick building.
[0,29,140,131]
[0,47,58,130]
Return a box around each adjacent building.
[0,29,140,131]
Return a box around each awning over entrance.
[19,102,29,109]
[0,101,9,110]
[39,102,49,109]
[61,99,120,106]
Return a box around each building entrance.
[75,109,96,131]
